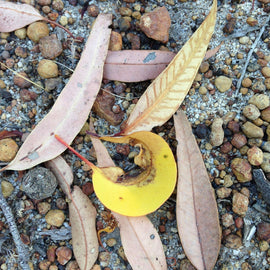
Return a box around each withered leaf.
[174,110,221,270]
[2,14,112,171]
[120,0,217,135]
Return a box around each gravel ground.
[1,0,270,269]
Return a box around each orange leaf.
[103,50,175,82]
[120,0,217,135]
[174,110,221,270]
[2,14,112,171]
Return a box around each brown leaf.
[69,186,99,270]
[0,0,44,32]
[204,42,223,61]
[90,123,167,269]
[120,0,217,135]
[0,130,23,140]
[3,14,112,171]
[103,50,175,82]
[174,110,221,270]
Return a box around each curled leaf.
[174,110,221,270]
[120,0,217,135]
[3,14,112,171]
[103,50,175,82]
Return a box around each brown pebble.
[261,107,270,122]
[45,209,65,227]
[38,0,51,5]
[20,89,38,102]
[0,138,18,162]
[231,133,247,149]
[20,233,30,245]
[225,234,242,249]
[126,33,140,50]
[246,17,258,26]
[37,202,51,215]
[56,198,67,210]
[242,104,260,120]
[235,217,244,228]
[227,121,240,133]
[223,17,236,34]
[87,4,99,17]
[257,222,270,243]
[116,144,130,156]
[216,187,232,199]
[109,31,122,51]
[52,0,64,11]
[232,192,249,216]
[56,246,72,265]
[13,72,32,88]
[37,59,58,79]
[82,182,94,196]
[39,34,63,59]
[66,261,80,270]
[39,260,51,270]
[15,46,28,58]
[159,225,166,233]
[231,158,252,182]
[247,146,263,166]
[262,67,270,78]
[27,22,49,43]
[241,121,264,138]
[47,245,57,262]
[199,61,209,73]
[222,213,234,227]
[220,142,233,153]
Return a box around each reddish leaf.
[2,14,112,171]
[0,130,23,140]
[0,0,43,32]
[103,50,175,82]
[204,42,223,60]
[174,110,221,270]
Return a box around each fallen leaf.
[0,130,23,140]
[204,42,223,60]
[0,0,43,32]
[174,110,221,270]
[103,50,175,82]
[2,14,112,171]
[69,186,99,270]
[120,0,217,135]
[46,156,98,270]
[90,125,167,270]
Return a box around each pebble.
[37,202,51,215]
[249,94,269,110]
[1,180,14,198]
[223,17,236,34]
[52,0,64,11]
[59,16,68,26]
[45,209,65,227]
[265,78,270,90]
[247,146,263,166]
[66,261,80,269]
[15,28,27,39]
[39,260,51,270]
[37,59,58,78]
[225,234,242,249]
[261,107,270,122]
[231,158,252,182]
[232,192,249,216]
[220,142,232,153]
[109,31,122,51]
[246,16,258,26]
[252,79,266,92]
[44,78,62,91]
[56,246,72,265]
[259,240,269,251]
[118,17,130,31]
[239,36,249,44]
[231,133,247,149]
[222,213,234,227]
[126,33,140,50]
[13,72,32,88]
[0,79,5,89]
[198,86,207,95]
[262,67,270,78]
[87,4,99,17]
[227,120,240,133]
[27,22,49,43]
[257,222,270,243]
[210,118,224,146]
[38,0,52,5]
[0,138,18,162]
[139,6,171,43]
[22,167,57,200]
[47,245,57,262]
[106,238,117,247]
[119,7,132,16]
[242,78,252,88]
[82,182,94,196]
[39,34,63,59]
[242,104,260,120]
[99,252,111,267]
[216,187,232,199]
[199,62,209,73]
[15,46,28,58]
[214,76,232,92]
[194,124,209,139]
[261,152,270,173]
[20,89,38,102]
[241,121,264,138]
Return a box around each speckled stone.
[109,31,122,51]
[210,117,224,146]
[232,192,249,216]
[222,213,234,227]
[248,94,270,110]
[242,104,260,120]
[45,209,65,227]
[216,187,232,199]
[252,80,266,92]
[215,76,232,92]
[225,234,242,249]
[231,133,247,149]
[0,138,18,162]
[241,121,264,138]
[247,146,263,166]
[27,22,49,43]
[231,158,252,182]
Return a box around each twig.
[235,15,270,95]
[0,179,30,270]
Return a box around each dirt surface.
[1,0,270,269]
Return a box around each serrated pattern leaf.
[121,0,217,135]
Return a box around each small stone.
[139,7,171,43]
[231,158,252,182]
[249,94,270,110]
[257,222,270,243]
[56,246,72,265]
[241,121,264,138]
[52,0,64,11]
[241,262,252,270]
[44,78,62,91]
[223,17,236,34]
[109,31,122,51]
[20,89,38,102]
[220,142,232,154]
[47,245,57,262]
[39,34,63,59]
[39,260,51,270]
[13,72,32,88]
[261,152,270,173]
[37,202,51,215]
[246,17,258,26]
[235,217,244,228]
[242,104,260,120]
[132,11,141,20]
[1,181,14,198]
[247,146,263,166]
[215,76,232,92]
[194,124,209,139]
[239,36,249,44]
[231,133,247,149]
[37,59,58,78]
[259,240,269,251]
[262,67,270,78]
[27,22,49,43]
[15,46,28,58]
[261,107,270,122]
[252,79,266,92]
[119,7,132,16]
[126,33,140,50]
[0,80,5,89]
[0,138,18,162]
[216,187,232,199]
[59,16,68,26]
[198,86,207,95]
[99,252,111,267]
[56,198,67,210]
[66,261,80,270]
[222,213,234,227]
[45,209,65,227]
[199,62,209,73]
[15,28,27,39]
[232,192,249,216]
[225,234,242,249]
[242,78,252,88]
[82,182,94,196]
[210,118,224,146]
[118,17,130,31]
[106,238,117,247]
[87,4,99,17]
[117,247,127,261]
[227,120,240,133]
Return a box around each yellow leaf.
[120,0,217,135]
[93,131,177,216]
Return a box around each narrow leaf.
[103,50,175,82]
[69,186,99,270]
[3,14,112,171]
[90,124,167,270]
[0,130,23,140]
[120,0,217,135]
[0,0,43,32]
[174,110,221,270]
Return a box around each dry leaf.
[0,130,23,140]
[103,50,175,82]
[120,0,217,135]
[90,125,167,270]
[69,186,99,270]
[0,0,43,32]
[204,42,223,60]
[2,14,112,171]
[174,110,221,270]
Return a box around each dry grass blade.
[121,0,217,135]
[174,110,221,270]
